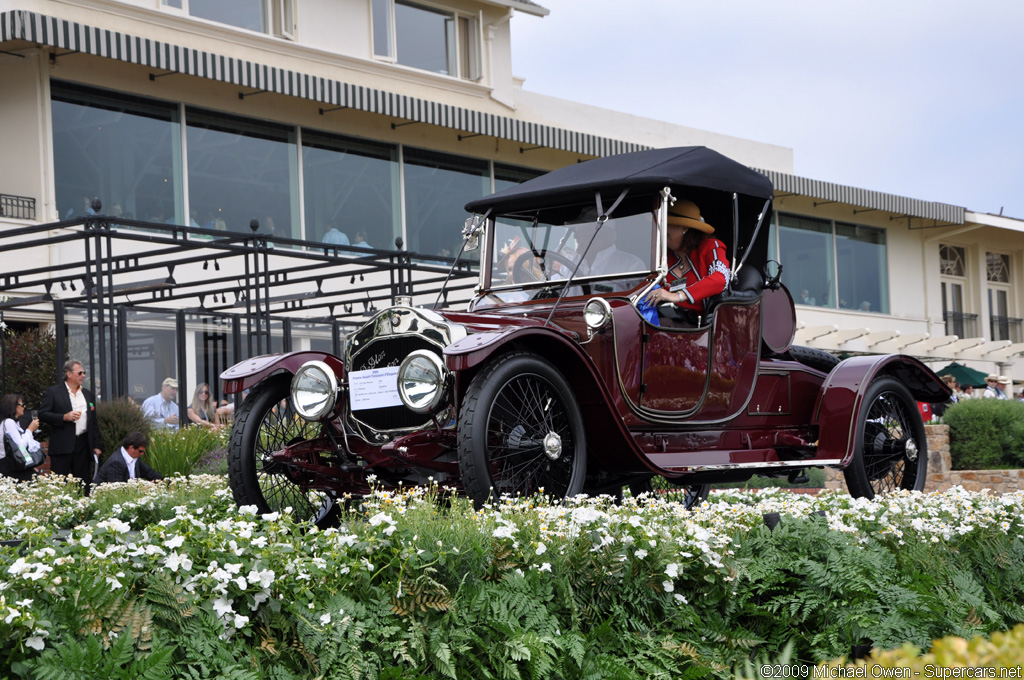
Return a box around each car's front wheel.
[227,373,339,527]
[843,376,928,499]
[458,352,587,507]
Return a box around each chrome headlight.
[291,360,339,420]
[584,297,612,331]
[397,350,448,414]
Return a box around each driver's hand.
[645,287,677,305]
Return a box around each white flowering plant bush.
[1,476,1023,679]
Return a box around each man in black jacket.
[94,432,164,485]
[39,359,102,491]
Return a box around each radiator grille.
[350,335,442,431]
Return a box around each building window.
[986,252,1019,342]
[836,222,888,314]
[774,213,890,313]
[51,81,183,224]
[371,0,480,80]
[185,109,298,238]
[164,0,294,38]
[301,131,399,249]
[777,214,835,308]
[403,147,489,259]
[939,244,977,338]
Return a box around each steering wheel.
[508,249,579,284]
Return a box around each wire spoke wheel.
[459,352,586,507]
[844,376,927,499]
[228,374,338,527]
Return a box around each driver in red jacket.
[645,199,729,316]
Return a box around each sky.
[510,0,1024,219]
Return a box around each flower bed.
[2,476,1024,678]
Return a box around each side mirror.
[462,215,483,252]
[764,260,783,291]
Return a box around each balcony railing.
[944,311,979,339]
[0,194,36,220]
[990,315,1023,343]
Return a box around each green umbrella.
[935,362,989,388]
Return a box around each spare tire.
[788,345,840,373]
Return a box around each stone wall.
[823,424,1024,495]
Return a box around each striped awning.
[758,169,965,224]
[0,9,640,158]
[1,9,968,224]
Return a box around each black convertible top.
[466,146,773,214]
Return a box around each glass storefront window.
[778,214,836,309]
[302,132,399,250]
[403,147,489,259]
[836,222,888,314]
[186,109,298,239]
[51,82,182,225]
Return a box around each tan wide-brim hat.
[986,374,999,382]
[667,199,715,234]
[998,375,1012,385]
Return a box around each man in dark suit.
[39,359,102,491]
[94,432,164,485]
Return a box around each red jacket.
[665,238,730,312]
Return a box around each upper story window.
[163,0,294,39]
[372,0,481,80]
[939,244,977,338]
[986,252,1019,342]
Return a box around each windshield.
[485,209,654,298]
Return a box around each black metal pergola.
[0,208,477,418]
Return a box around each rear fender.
[814,354,950,467]
[220,351,346,394]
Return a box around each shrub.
[145,426,224,477]
[95,398,152,461]
[822,624,1024,671]
[943,398,1024,469]
[0,328,62,438]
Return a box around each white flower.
[635,549,648,560]
[164,535,185,550]
[536,542,547,556]
[538,563,552,572]
[320,613,332,625]
[262,512,280,522]
[25,636,45,651]
[234,577,248,590]
[4,607,19,624]
[238,505,258,516]
[224,563,243,575]
[99,518,131,534]
[165,552,193,572]
[662,580,675,593]
[674,594,688,604]
[247,569,275,589]
[665,563,679,578]
[492,524,516,539]
[233,614,250,629]
[213,598,234,618]
[106,576,123,590]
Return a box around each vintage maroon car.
[221,146,950,524]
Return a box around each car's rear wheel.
[458,352,587,508]
[227,373,339,527]
[843,377,927,499]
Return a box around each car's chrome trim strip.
[665,458,841,472]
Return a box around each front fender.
[814,354,950,467]
[220,351,346,394]
[443,326,581,371]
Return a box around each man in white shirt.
[39,359,102,490]
[142,378,181,429]
[94,432,164,485]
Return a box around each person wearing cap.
[142,377,181,428]
[997,375,1013,399]
[644,199,729,319]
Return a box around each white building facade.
[0,0,1021,398]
